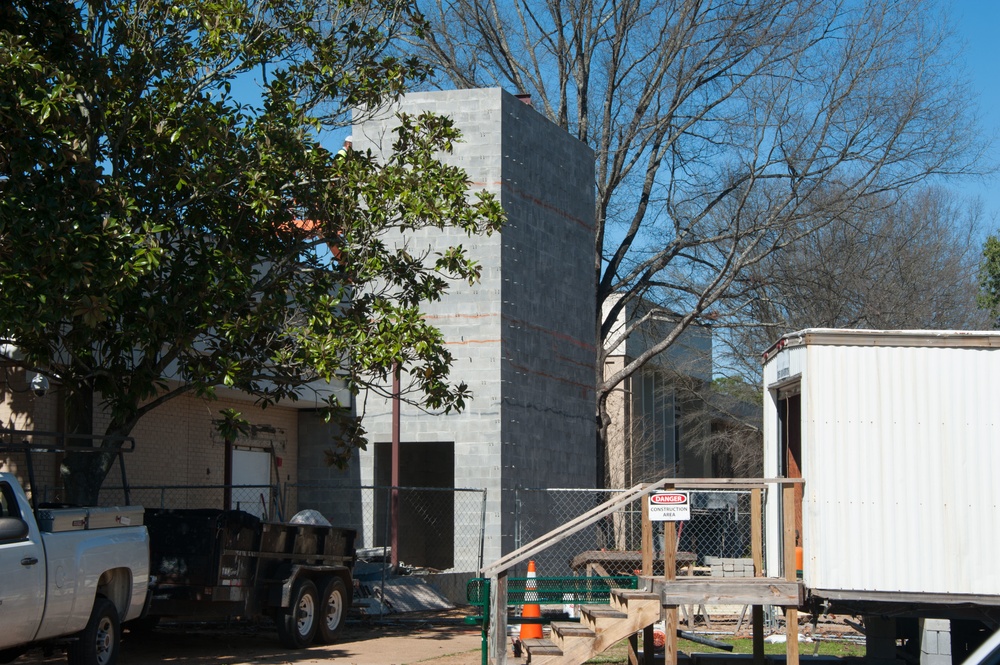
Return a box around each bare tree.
[719,186,990,383]
[683,186,987,476]
[410,0,985,484]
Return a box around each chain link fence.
[514,487,762,579]
[26,478,485,578]
[99,484,281,519]
[285,483,488,573]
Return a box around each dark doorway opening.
[374,441,455,570]
[777,390,803,554]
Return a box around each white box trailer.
[761,329,1000,607]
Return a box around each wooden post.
[641,493,653,576]
[751,487,764,665]
[640,489,655,665]
[628,634,640,665]
[751,487,763,575]
[783,483,799,665]
[663,484,677,665]
[489,571,508,665]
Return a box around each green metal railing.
[466,575,638,665]
[467,575,638,607]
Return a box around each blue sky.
[954,0,1000,229]
[328,3,1000,230]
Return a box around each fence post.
[751,487,765,665]
[641,491,652,576]
[783,482,799,665]
[478,489,488,572]
[662,483,677,665]
[380,484,393,623]
[489,571,508,665]
[513,487,521,551]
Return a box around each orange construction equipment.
[519,560,543,640]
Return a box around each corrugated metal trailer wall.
[763,330,1000,599]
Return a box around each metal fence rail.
[100,484,281,518]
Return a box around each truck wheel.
[68,597,120,665]
[316,577,348,644]
[277,578,318,649]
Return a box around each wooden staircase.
[522,589,661,665]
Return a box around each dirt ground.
[17,612,486,665]
[15,609,863,665]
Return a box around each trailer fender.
[278,565,352,609]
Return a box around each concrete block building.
[297,88,597,569]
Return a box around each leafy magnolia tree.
[0,0,503,502]
[411,0,984,483]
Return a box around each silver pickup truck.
[0,471,149,665]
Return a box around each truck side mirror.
[0,516,29,542]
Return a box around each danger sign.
[648,491,691,521]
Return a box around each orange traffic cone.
[519,560,543,640]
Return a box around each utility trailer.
[144,508,356,649]
[761,330,1000,660]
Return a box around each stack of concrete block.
[704,556,755,578]
[919,619,951,665]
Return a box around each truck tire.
[68,597,120,665]
[316,577,348,644]
[277,578,318,649]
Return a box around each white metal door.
[231,449,272,520]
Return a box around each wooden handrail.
[481,479,672,576]
[482,477,802,576]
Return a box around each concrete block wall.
[328,88,596,567]
[920,619,951,665]
[495,89,596,547]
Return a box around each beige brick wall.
[1,376,300,512]
[118,393,299,511]
[0,370,61,496]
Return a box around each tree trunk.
[60,380,116,505]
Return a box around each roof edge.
[762,328,1000,364]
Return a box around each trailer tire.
[68,597,120,665]
[277,578,319,649]
[316,577,348,644]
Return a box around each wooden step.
[549,621,596,651]
[579,605,627,631]
[610,588,661,614]
[524,592,662,665]
[521,638,563,664]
